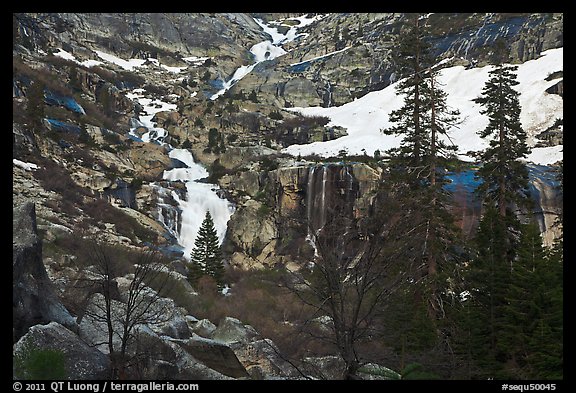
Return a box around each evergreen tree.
[189,211,224,289]
[461,206,513,378]
[473,49,531,218]
[381,14,463,320]
[383,14,434,166]
[502,221,563,379]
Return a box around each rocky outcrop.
[525,164,563,246]
[130,327,235,380]
[201,317,300,379]
[212,317,261,344]
[226,198,277,261]
[125,142,172,180]
[13,322,111,380]
[223,162,383,269]
[173,334,250,378]
[230,339,301,380]
[13,203,78,342]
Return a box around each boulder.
[226,199,277,259]
[13,202,77,342]
[131,326,233,380]
[357,363,401,380]
[212,317,260,345]
[126,142,171,180]
[230,338,301,379]
[191,319,217,338]
[13,322,110,380]
[301,355,346,380]
[173,334,249,379]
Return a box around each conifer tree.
[503,221,563,379]
[460,206,513,378]
[473,43,531,218]
[383,14,434,166]
[189,211,225,288]
[381,14,463,319]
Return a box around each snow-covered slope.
[283,48,563,165]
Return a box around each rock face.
[13,203,77,342]
[13,322,111,380]
[174,334,250,378]
[226,198,278,261]
[525,164,563,246]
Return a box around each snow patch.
[13,159,39,171]
[94,50,147,71]
[282,47,563,166]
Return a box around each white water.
[127,89,234,259]
[162,149,234,258]
[209,14,326,100]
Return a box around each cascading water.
[127,89,234,259]
[162,149,234,259]
[209,14,326,100]
[305,163,360,258]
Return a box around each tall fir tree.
[460,206,514,378]
[381,13,463,321]
[189,211,225,289]
[473,43,531,218]
[383,13,434,167]
[501,221,562,379]
[462,45,545,378]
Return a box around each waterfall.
[210,14,326,100]
[128,89,234,259]
[305,163,361,260]
[162,149,235,259]
[305,163,359,235]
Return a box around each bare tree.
[286,203,405,379]
[76,241,173,379]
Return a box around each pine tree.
[462,206,513,378]
[381,14,463,320]
[383,14,434,166]
[189,211,225,289]
[473,44,531,218]
[501,221,563,379]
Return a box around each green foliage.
[206,159,228,183]
[189,211,225,289]
[14,344,67,380]
[248,89,258,103]
[204,128,226,154]
[473,62,530,213]
[458,212,562,379]
[500,221,563,379]
[259,156,279,172]
[256,202,272,219]
[401,363,440,380]
[181,138,192,149]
